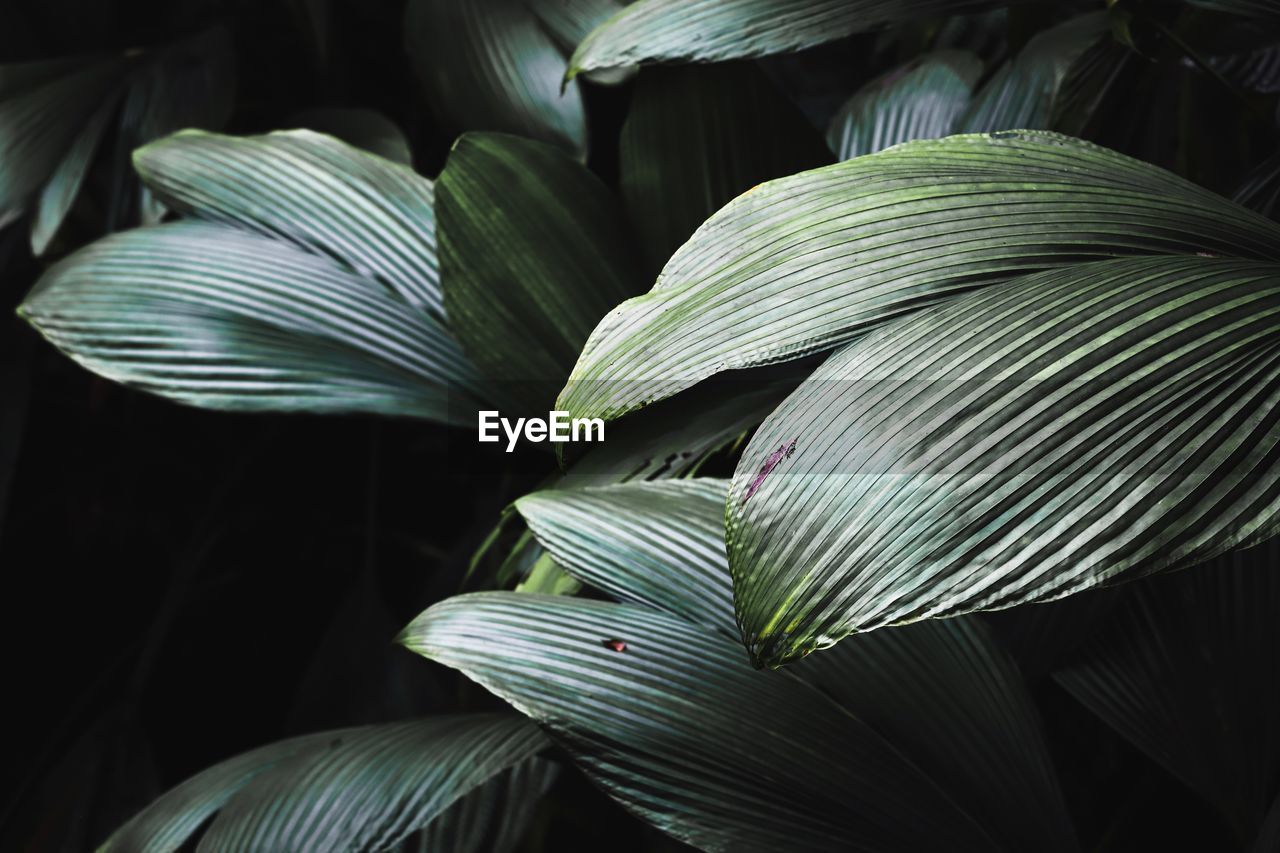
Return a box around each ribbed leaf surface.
[557,131,1280,424]
[728,255,1280,666]
[957,13,1106,133]
[134,130,442,318]
[401,592,1006,853]
[438,132,642,410]
[20,222,483,423]
[197,715,546,852]
[508,477,1078,852]
[516,479,737,633]
[415,757,558,853]
[828,52,981,160]
[567,0,1026,79]
[405,0,586,157]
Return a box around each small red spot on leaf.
[601,638,627,652]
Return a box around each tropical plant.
[5,0,1280,850]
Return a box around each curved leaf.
[558,131,1280,424]
[516,479,737,633]
[401,592,1008,853]
[508,477,1079,852]
[405,0,586,157]
[103,715,548,853]
[1056,552,1280,840]
[438,132,642,410]
[19,221,483,423]
[827,51,981,160]
[728,255,1280,666]
[957,13,1107,133]
[415,756,558,853]
[621,61,832,267]
[1235,148,1280,219]
[134,129,443,319]
[567,0,1026,80]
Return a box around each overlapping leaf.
[405,0,587,157]
[728,255,1280,667]
[620,62,832,267]
[828,52,981,160]
[20,221,483,422]
[558,131,1280,424]
[287,108,414,165]
[438,132,642,410]
[567,0,1029,80]
[957,13,1107,132]
[421,477,1077,851]
[135,129,443,317]
[101,715,549,852]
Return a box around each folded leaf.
[958,13,1107,133]
[828,51,981,160]
[516,479,737,633]
[20,221,483,423]
[438,132,642,410]
[1056,553,1280,841]
[414,757,558,853]
[134,129,442,319]
[102,715,548,852]
[728,255,1280,666]
[405,0,586,157]
[621,62,832,267]
[509,477,1079,851]
[401,592,1006,852]
[558,131,1280,424]
[567,0,1028,80]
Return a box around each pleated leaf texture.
[19,130,488,424]
[567,0,1034,80]
[99,714,549,852]
[728,255,1280,667]
[404,0,607,158]
[557,131,1280,425]
[406,479,1079,853]
[827,51,983,161]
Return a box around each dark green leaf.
[568,0,1033,80]
[20,221,483,423]
[405,0,587,157]
[828,51,982,160]
[728,255,1280,666]
[438,132,642,410]
[559,131,1280,425]
[287,108,414,164]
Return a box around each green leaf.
[415,757,558,853]
[134,129,443,319]
[827,51,982,160]
[19,221,484,423]
[405,0,587,157]
[516,479,738,633]
[525,0,626,54]
[728,255,1280,667]
[102,715,549,852]
[1057,554,1280,841]
[557,131,1280,425]
[287,108,414,165]
[1235,148,1280,219]
[1047,33,1134,137]
[401,591,1016,852]
[0,55,127,231]
[958,13,1108,133]
[507,477,1079,851]
[438,132,642,410]
[567,0,1030,80]
[620,61,832,268]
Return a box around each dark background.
[1,1,1277,850]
